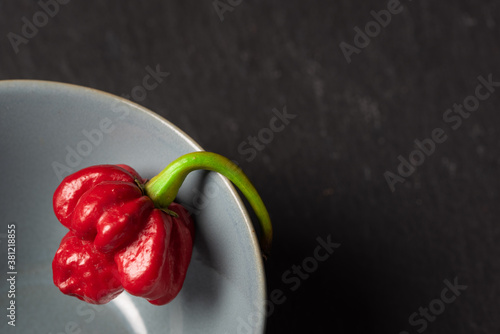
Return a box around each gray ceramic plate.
[0,80,266,334]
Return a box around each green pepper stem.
[145,152,272,256]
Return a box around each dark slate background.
[2,1,499,333]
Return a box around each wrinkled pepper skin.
[52,165,194,305]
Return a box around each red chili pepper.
[52,152,272,305]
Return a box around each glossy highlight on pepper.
[52,152,272,305]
